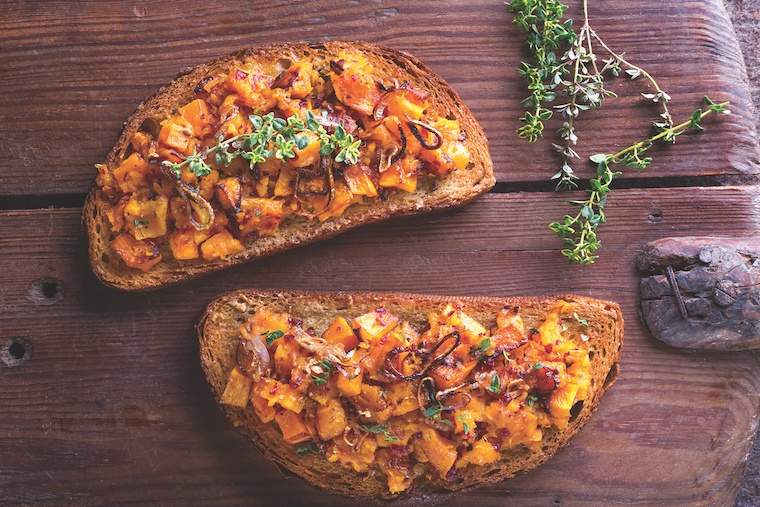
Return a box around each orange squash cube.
[323,316,359,351]
[274,410,311,444]
[220,367,252,408]
[112,153,151,193]
[179,98,213,137]
[235,197,284,236]
[200,230,243,260]
[168,229,199,260]
[343,165,378,197]
[110,233,162,272]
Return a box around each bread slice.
[198,290,623,498]
[83,41,495,291]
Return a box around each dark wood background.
[1,1,759,506]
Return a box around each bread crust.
[84,41,495,291]
[197,290,624,499]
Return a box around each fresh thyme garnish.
[526,393,539,406]
[423,399,444,419]
[488,374,501,394]
[263,330,284,346]
[509,0,731,263]
[533,362,544,370]
[470,337,492,357]
[162,111,360,179]
[359,423,399,442]
[311,360,334,386]
[508,0,576,142]
[295,441,320,456]
[549,97,730,264]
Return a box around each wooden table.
[1,1,759,505]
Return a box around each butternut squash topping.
[99,51,470,273]
[222,304,592,494]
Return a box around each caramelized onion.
[407,120,443,150]
[291,327,349,365]
[236,335,270,381]
[293,157,335,219]
[384,331,460,382]
[178,182,214,231]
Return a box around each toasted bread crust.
[84,41,495,291]
[197,290,623,499]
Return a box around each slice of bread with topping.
[84,41,494,291]
[198,290,623,498]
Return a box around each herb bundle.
[162,110,361,180]
[508,0,731,263]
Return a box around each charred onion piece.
[384,331,461,381]
[293,157,335,219]
[271,67,298,89]
[407,120,443,150]
[178,182,214,231]
[236,335,271,381]
[291,327,349,365]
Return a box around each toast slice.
[198,290,623,498]
[84,41,495,291]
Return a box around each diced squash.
[331,71,381,116]
[484,401,542,449]
[254,175,270,197]
[235,197,284,236]
[158,117,195,155]
[457,439,500,468]
[274,166,297,197]
[200,230,243,260]
[218,94,248,138]
[198,169,219,200]
[385,468,412,495]
[336,368,363,397]
[290,131,321,168]
[549,382,579,429]
[388,382,418,416]
[386,92,425,121]
[327,436,378,473]
[112,153,151,193]
[110,233,162,272]
[343,165,378,197]
[220,367,252,408]
[417,428,457,478]
[259,377,306,414]
[273,337,300,378]
[378,158,418,193]
[317,182,353,222]
[225,66,277,111]
[250,384,276,423]
[323,316,359,352]
[248,309,290,336]
[353,309,400,342]
[124,195,168,240]
[168,228,200,260]
[429,355,478,390]
[179,98,213,137]
[316,398,347,440]
[274,409,311,444]
[215,177,242,211]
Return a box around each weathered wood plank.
[1,187,758,505]
[0,0,756,196]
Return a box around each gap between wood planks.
[0,173,757,211]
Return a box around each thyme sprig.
[551,0,674,190]
[162,110,361,180]
[549,97,730,264]
[508,0,576,142]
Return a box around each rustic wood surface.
[0,0,758,198]
[1,0,760,505]
[2,187,760,506]
[725,0,760,503]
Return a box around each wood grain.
[1,187,759,506]
[0,0,757,196]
